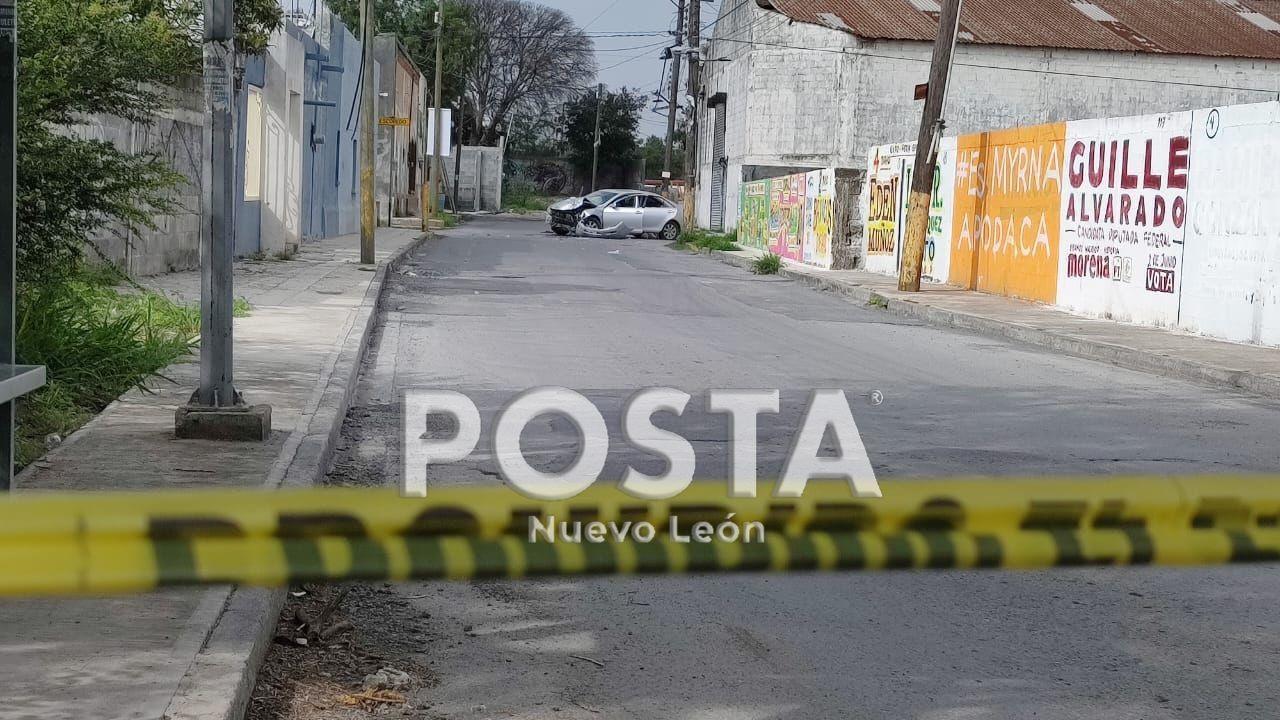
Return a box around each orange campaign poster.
[950,123,1065,304]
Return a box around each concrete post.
[661,0,685,193]
[198,0,237,408]
[175,0,271,440]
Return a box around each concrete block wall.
[75,87,204,276]
[454,145,504,212]
[694,2,1280,239]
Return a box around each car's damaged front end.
[545,191,619,236]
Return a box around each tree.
[326,0,481,111]
[641,132,685,181]
[564,87,643,177]
[19,0,282,282]
[461,0,595,145]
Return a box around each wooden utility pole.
[429,5,445,222]
[590,83,603,192]
[684,0,701,221]
[359,0,376,264]
[898,0,964,292]
[661,0,686,192]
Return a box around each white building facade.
[693,0,1280,243]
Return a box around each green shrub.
[13,273,245,467]
[679,228,740,252]
[752,252,782,275]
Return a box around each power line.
[581,0,626,32]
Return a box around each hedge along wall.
[862,100,1280,348]
[738,169,837,269]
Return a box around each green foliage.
[680,228,740,252]
[14,274,204,466]
[502,176,555,213]
[642,132,685,181]
[17,0,280,283]
[564,87,644,178]
[752,252,782,275]
[327,0,480,114]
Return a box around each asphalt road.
[329,215,1280,720]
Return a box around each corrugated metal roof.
[765,0,1280,59]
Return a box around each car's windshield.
[583,191,619,207]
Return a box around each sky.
[535,0,725,138]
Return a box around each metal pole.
[359,0,376,263]
[452,79,465,213]
[388,129,395,225]
[684,0,701,222]
[661,0,685,193]
[198,0,237,407]
[591,83,603,192]
[430,5,445,221]
[0,0,15,488]
[898,0,964,292]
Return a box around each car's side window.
[613,195,640,209]
[644,196,668,208]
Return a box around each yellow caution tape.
[1,476,1278,597]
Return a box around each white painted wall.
[1181,102,1280,346]
[260,29,305,254]
[1057,111,1192,328]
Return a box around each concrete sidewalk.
[0,228,422,720]
[708,246,1280,400]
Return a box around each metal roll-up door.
[710,103,727,232]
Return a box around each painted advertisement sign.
[738,179,770,251]
[863,143,914,276]
[768,174,806,262]
[951,123,1065,304]
[1057,113,1192,326]
[803,169,835,269]
[1180,102,1280,346]
[899,138,957,284]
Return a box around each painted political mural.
[899,139,957,284]
[951,123,1065,304]
[863,143,914,276]
[1180,102,1280,346]
[738,179,771,251]
[768,173,806,262]
[738,170,836,269]
[803,169,835,269]
[1057,113,1192,327]
[860,100,1280,347]
[862,141,955,283]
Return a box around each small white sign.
[426,109,453,157]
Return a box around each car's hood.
[549,197,586,211]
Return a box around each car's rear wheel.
[660,220,681,241]
[581,216,601,230]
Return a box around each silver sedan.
[547,190,682,240]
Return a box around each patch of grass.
[867,294,889,309]
[752,252,782,275]
[273,246,298,261]
[440,212,461,228]
[14,272,240,468]
[679,228,740,252]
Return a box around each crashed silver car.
[546,190,682,240]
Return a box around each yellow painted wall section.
[950,123,1065,304]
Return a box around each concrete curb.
[705,249,1280,401]
[163,233,430,720]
